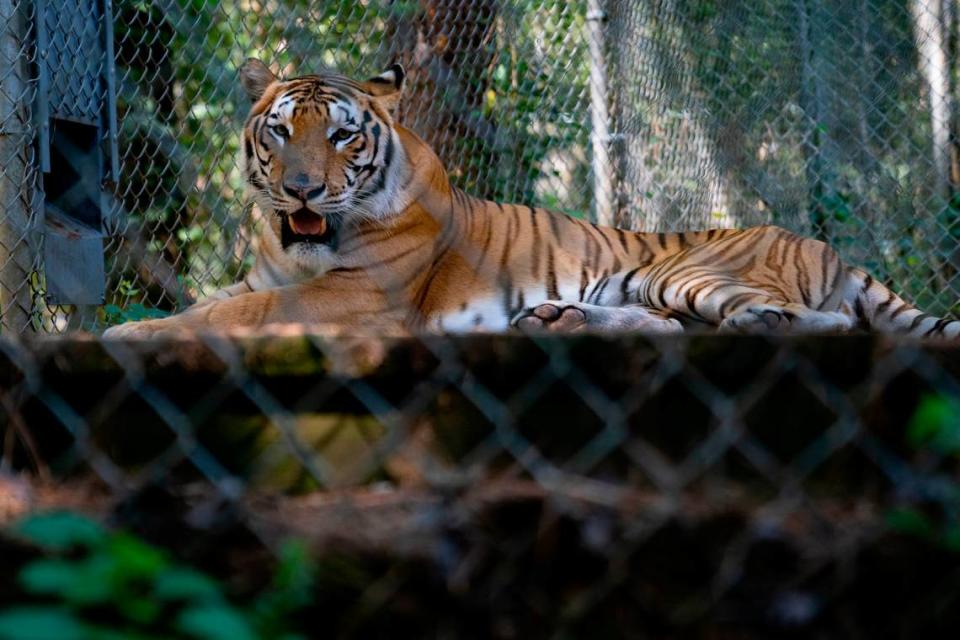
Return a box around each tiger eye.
[329,128,354,144]
[271,124,290,139]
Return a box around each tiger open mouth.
[280,208,339,249]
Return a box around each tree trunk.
[386,0,501,198]
[910,0,960,292]
[607,0,731,232]
[587,0,613,226]
[911,0,953,200]
[796,0,842,243]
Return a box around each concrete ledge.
[1,333,957,492]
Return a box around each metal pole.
[587,0,614,226]
[0,0,35,333]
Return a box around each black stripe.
[579,266,589,302]
[924,317,951,337]
[546,247,560,299]
[529,207,541,280]
[364,135,394,196]
[592,277,611,304]
[876,290,896,314]
[908,313,932,331]
[496,212,517,312]
[718,291,757,318]
[501,280,514,319]
[589,223,615,251]
[890,303,910,319]
[546,210,561,239]
[619,266,642,303]
[586,273,607,303]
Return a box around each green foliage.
[98,275,172,326]
[886,507,960,553]
[908,394,960,456]
[887,395,960,553]
[101,304,170,326]
[0,513,314,640]
[0,607,88,640]
[13,512,106,551]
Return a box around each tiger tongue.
[289,211,327,236]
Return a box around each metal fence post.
[0,0,35,333]
[587,0,614,227]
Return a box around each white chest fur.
[435,296,513,332]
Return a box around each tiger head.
[239,59,409,269]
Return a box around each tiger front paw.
[511,302,588,333]
[101,318,186,340]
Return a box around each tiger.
[103,59,960,340]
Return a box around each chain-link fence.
[3,1,960,637]
[2,333,960,636]
[1,0,959,333]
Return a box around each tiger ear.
[240,58,277,103]
[360,64,405,113]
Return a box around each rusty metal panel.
[43,204,104,305]
[41,119,106,305]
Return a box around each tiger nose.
[282,175,326,201]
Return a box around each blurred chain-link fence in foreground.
[2,333,960,636]
[1,0,960,333]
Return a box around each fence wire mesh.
[2,333,960,636]
[0,0,959,331]
[2,1,960,637]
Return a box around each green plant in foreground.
[908,394,960,457]
[0,512,313,640]
[885,395,960,552]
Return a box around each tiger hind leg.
[512,301,683,334]
[719,303,854,334]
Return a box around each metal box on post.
[35,0,118,305]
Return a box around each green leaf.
[122,304,170,322]
[0,607,86,640]
[107,534,168,578]
[14,512,105,551]
[19,559,84,598]
[273,540,314,594]
[70,555,119,605]
[886,507,935,538]
[116,597,162,626]
[84,627,160,640]
[153,568,224,602]
[908,394,960,455]
[252,540,315,632]
[24,555,114,606]
[176,605,257,640]
[943,525,960,553]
